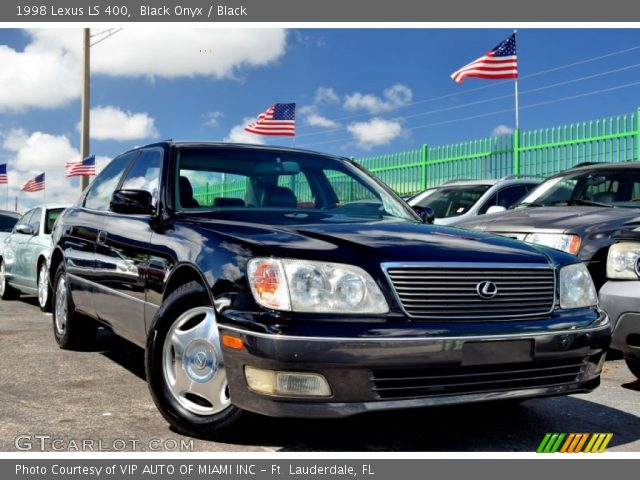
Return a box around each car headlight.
[247,258,389,314]
[524,233,581,255]
[559,263,598,309]
[607,242,640,280]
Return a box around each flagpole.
[514,29,520,130]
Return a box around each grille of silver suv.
[384,263,556,319]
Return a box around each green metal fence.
[358,108,640,196]
[192,108,640,203]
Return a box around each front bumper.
[599,280,640,360]
[219,313,610,418]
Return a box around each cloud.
[30,29,288,79]
[346,118,403,150]
[343,84,413,114]
[1,129,113,208]
[202,111,224,127]
[0,29,288,111]
[314,87,339,105]
[491,124,514,137]
[0,34,80,111]
[299,105,339,129]
[2,129,82,206]
[223,118,266,144]
[85,106,158,141]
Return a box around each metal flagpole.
[514,30,520,129]
[6,183,8,210]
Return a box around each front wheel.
[38,262,52,312]
[625,358,640,379]
[146,281,243,438]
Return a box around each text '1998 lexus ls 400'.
[49,142,611,438]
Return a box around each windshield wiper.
[517,202,544,208]
[564,199,614,208]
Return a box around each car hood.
[455,206,640,234]
[183,213,568,266]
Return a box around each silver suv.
[408,177,540,226]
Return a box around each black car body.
[50,142,610,437]
[455,162,640,291]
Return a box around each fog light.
[244,366,332,397]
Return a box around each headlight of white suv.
[524,233,581,255]
[247,258,389,314]
[607,242,640,280]
[559,263,598,309]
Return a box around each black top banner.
[3,0,640,22]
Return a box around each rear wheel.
[146,281,243,438]
[0,260,19,300]
[52,265,97,350]
[625,358,640,379]
[38,262,52,312]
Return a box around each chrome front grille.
[384,263,556,319]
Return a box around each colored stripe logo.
[537,433,613,453]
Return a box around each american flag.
[0,164,7,185]
[451,33,518,84]
[65,155,96,177]
[244,103,296,136]
[21,173,45,192]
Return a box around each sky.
[0,27,639,209]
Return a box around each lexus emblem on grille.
[476,280,498,299]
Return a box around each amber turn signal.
[222,335,244,350]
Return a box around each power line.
[299,80,640,149]
[297,62,640,139]
[296,43,640,138]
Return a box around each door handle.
[97,231,107,245]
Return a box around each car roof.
[134,141,351,163]
[561,161,640,174]
[23,203,73,211]
[437,177,541,187]
[0,209,20,218]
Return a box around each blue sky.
[0,28,639,208]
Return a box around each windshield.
[175,147,416,221]
[518,169,640,208]
[0,213,18,232]
[410,184,491,218]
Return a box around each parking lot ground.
[0,296,639,453]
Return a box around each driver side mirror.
[15,223,35,235]
[412,205,435,224]
[110,189,154,215]
[486,205,507,215]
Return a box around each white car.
[408,177,540,226]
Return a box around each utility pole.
[79,28,91,192]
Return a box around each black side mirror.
[110,190,154,215]
[412,205,435,224]
[15,223,35,235]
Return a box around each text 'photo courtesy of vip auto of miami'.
[46,142,610,438]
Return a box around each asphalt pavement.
[1,295,639,452]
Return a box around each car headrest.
[261,185,298,208]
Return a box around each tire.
[0,260,20,300]
[146,281,243,438]
[37,261,52,312]
[625,358,640,379]
[52,265,97,350]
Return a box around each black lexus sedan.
[49,142,610,437]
